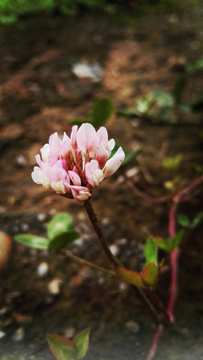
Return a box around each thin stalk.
[146,324,164,360]
[62,250,115,276]
[84,198,123,267]
[83,199,159,319]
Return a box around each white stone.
[12,327,24,342]
[37,262,49,277]
[125,321,140,334]
[64,327,76,338]
[119,282,128,291]
[125,167,139,178]
[109,244,119,257]
[0,331,6,339]
[72,62,103,83]
[116,238,128,246]
[48,278,62,295]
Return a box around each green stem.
[84,198,123,267]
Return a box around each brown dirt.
[0,7,203,360]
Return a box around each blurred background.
[0,0,203,359]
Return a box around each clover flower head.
[32,123,125,204]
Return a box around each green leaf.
[142,262,159,287]
[90,98,113,128]
[46,334,76,360]
[144,238,157,266]
[151,90,174,107]
[177,214,190,227]
[48,230,80,250]
[163,154,182,171]
[121,146,141,167]
[47,213,73,240]
[172,77,187,104]
[113,266,146,288]
[191,212,203,228]
[14,234,49,250]
[155,230,184,252]
[74,327,90,360]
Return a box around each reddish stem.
[146,324,164,360]
[146,175,203,360]
[167,175,203,322]
[167,248,179,322]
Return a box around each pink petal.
[68,170,81,186]
[103,147,125,178]
[85,159,100,187]
[77,123,97,155]
[61,132,71,158]
[49,132,61,155]
[70,125,78,151]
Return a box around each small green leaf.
[172,77,187,104]
[163,154,182,171]
[14,234,49,250]
[152,90,174,107]
[155,230,184,252]
[47,213,73,240]
[144,238,157,266]
[74,327,90,360]
[142,262,159,287]
[48,230,80,250]
[177,214,190,227]
[46,334,76,360]
[191,212,203,228]
[113,266,146,288]
[90,98,113,128]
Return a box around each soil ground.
[0,5,203,360]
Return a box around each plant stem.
[146,324,164,360]
[83,198,123,267]
[83,199,160,319]
[167,175,203,322]
[62,250,115,276]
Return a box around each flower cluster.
[32,123,125,204]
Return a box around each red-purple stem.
[167,175,203,322]
[146,324,164,360]
[146,175,203,360]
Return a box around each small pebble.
[37,213,47,222]
[48,278,62,295]
[79,267,93,279]
[0,230,12,270]
[0,307,8,316]
[109,244,119,257]
[77,212,86,221]
[74,238,84,247]
[119,282,128,291]
[64,327,76,338]
[37,262,49,277]
[101,218,111,226]
[72,62,103,83]
[0,331,6,339]
[12,327,24,342]
[125,321,140,334]
[0,206,6,214]
[14,154,27,167]
[125,167,139,179]
[20,223,29,232]
[98,277,105,285]
[116,238,128,246]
